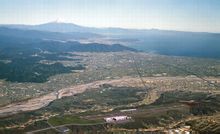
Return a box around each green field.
[48,115,103,126]
[43,86,146,113]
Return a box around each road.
[84,104,188,121]
[26,122,107,134]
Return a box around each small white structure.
[104,116,131,123]
[120,109,137,112]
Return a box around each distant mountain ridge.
[0,27,101,40]
[0,27,137,53]
[0,22,95,33]
[26,22,90,33]
[1,21,219,35]
[1,22,220,59]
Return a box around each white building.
[120,109,137,112]
[104,116,131,123]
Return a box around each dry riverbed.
[0,76,219,118]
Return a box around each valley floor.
[0,76,219,117]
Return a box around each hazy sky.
[1,0,220,32]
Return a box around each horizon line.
[0,21,219,34]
